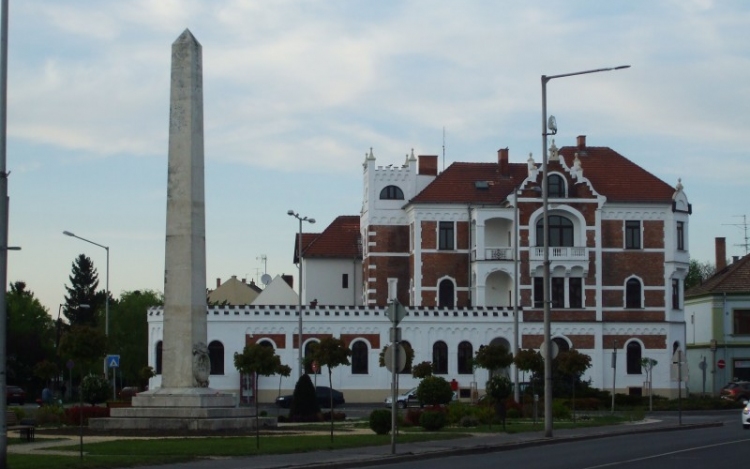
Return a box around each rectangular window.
[551,278,565,308]
[625,221,641,249]
[439,221,454,250]
[671,279,679,309]
[533,277,543,308]
[734,310,750,335]
[677,221,685,250]
[569,278,583,308]
[342,273,349,289]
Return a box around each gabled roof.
[293,232,320,264]
[409,139,676,206]
[208,276,260,306]
[300,215,362,260]
[686,254,750,297]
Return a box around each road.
[360,411,747,469]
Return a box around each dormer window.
[548,174,565,198]
[380,185,404,200]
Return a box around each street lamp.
[287,210,315,378]
[541,65,629,437]
[63,231,110,336]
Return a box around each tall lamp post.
[287,210,315,378]
[541,65,629,437]
[63,231,110,336]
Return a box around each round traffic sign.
[717,359,726,369]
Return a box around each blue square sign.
[106,355,120,368]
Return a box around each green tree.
[685,259,715,290]
[378,342,415,372]
[514,349,544,393]
[474,343,513,373]
[81,374,109,405]
[63,254,104,327]
[555,349,593,400]
[308,337,351,442]
[416,376,453,406]
[58,325,107,378]
[233,343,290,448]
[6,281,55,396]
[109,290,163,387]
[411,361,433,379]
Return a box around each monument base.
[89,387,277,431]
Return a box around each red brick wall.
[421,253,469,286]
[603,311,665,321]
[422,221,436,249]
[457,221,469,250]
[369,225,409,253]
[293,333,332,349]
[643,220,664,249]
[602,220,622,248]
[247,334,286,348]
[602,252,665,286]
[340,333,381,349]
[603,335,665,349]
[523,310,596,322]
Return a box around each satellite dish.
[547,115,557,135]
[261,274,272,285]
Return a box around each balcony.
[530,246,587,261]
[485,247,514,260]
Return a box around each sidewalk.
[9,418,722,469]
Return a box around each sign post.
[386,300,406,455]
[106,355,120,401]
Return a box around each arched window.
[380,185,404,200]
[626,342,642,374]
[258,340,274,350]
[351,341,368,375]
[553,337,570,353]
[400,341,413,374]
[155,341,163,375]
[438,279,455,308]
[548,174,565,198]
[457,341,473,374]
[626,278,642,308]
[208,340,224,375]
[536,215,574,247]
[304,341,321,375]
[433,341,448,374]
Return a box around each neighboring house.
[685,237,750,395]
[148,135,691,401]
[296,215,363,306]
[207,275,261,305]
[251,274,298,306]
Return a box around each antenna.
[724,215,749,255]
[256,254,267,274]
[442,127,446,173]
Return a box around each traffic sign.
[717,359,726,369]
[386,300,407,325]
[106,354,120,368]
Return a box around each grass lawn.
[8,414,638,469]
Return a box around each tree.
[109,290,163,387]
[416,376,453,406]
[308,337,351,442]
[411,361,433,379]
[63,254,104,327]
[474,344,514,374]
[685,259,715,290]
[234,343,289,448]
[58,325,107,378]
[378,342,415,372]
[485,375,513,429]
[6,281,55,397]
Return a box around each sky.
[3,0,749,316]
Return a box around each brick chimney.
[282,274,294,289]
[418,155,438,176]
[498,148,509,176]
[577,135,586,149]
[216,278,221,288]
[716,237,727,271]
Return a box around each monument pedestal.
[90,387,276,431]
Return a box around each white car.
[742,400,750,429]
[384,387,458,408]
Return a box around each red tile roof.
[409,141,676,205]
[296,215,362,260]
[293,232,320,264]
[685,254,750,297]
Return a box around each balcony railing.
[531,246,587,260]
[484,247,514,260]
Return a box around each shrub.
[35,404,65,426]
[64,406,109,426]
[288,374,320,421]
[459,415,479,427]
[420,410,447,431]
[446,401,471,425]
[81,374,109,405]
[404,408,422,426]
[417,376,453,406]
[369,409,392,435]
[506,407,520,419]
[551,400,571,419]
[323,411,346,421]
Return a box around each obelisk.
[162,29,208,391]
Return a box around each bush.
[419,410,447,431]
[417,376,453,406]
[323,411,346,421]
[459,415,480,427]
[446,401,471,425]
[551,400,571,419]
[35,404,65,426]
[64,406,109,426]
[288,374,320,421]
[506,407,520,419]
[81,374,109,405]
[369,409,392,435]
[404,408,422,426]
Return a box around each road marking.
[581,438,750,469]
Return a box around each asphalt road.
[359,411,747,469]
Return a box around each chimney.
[282,274,294,289]
[242,278,246,284]
[498,148,509,176]
[716,237,727,272]
[576,135,586,149]
[733,256,740,264]
[418,155,438,176]
[216,278,221,288]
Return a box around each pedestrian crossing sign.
[106,355,120,368]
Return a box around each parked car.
[6,385,25,405]
[384,387,458,408]
[743,400,750,429]
[721,381,750,401]
[275,386,345,409]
